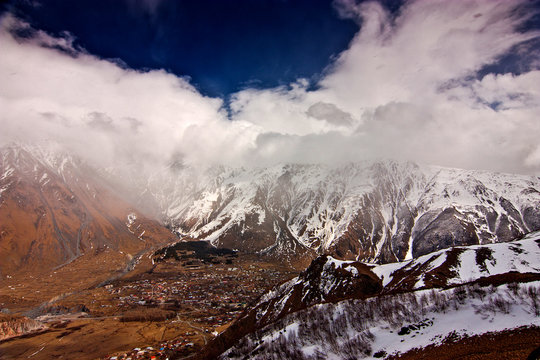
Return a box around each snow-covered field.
[369,283,539,359]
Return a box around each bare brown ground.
[0,250,297,360]
[0,317,193,360]
[0,248,132,313]
[388,326,540,360]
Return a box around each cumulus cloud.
[0,13,229,169]
[227,0,540,173]
[1,0,540,175]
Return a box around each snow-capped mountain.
[204,232,540,360]
[0,144,177,275]
[142,161,540,264]
[4,141,540,271]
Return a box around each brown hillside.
[0,145,176,277]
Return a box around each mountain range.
[1,143,539,359]
[2,143,540,274]
[143,159,540,265]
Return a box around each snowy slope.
[372,230,540,291]
[215,233,540,360]
[243,233,540,329]
[220,281,540,360]
[5,140,540,265]
[137,161,540,263]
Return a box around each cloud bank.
[1,0,540,175]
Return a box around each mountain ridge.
[202,231,540,360]
[140,160,540,264]
[3,142,540,272]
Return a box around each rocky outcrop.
[0,314,46,340]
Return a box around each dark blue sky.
[2,0,537,99]
[1,0,388,97]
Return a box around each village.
[98,250,296,360]
[0,241,297,360]
[105,265,284,326]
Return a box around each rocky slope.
[142,161,540,264]
[0,144,177,276]
[242,255,381,330]
[199,251,382,359]
[249,231,540,327]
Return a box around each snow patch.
[127,213,137,226]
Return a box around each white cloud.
[1,0,540,175]
[0,14,229,168]
[227,0,540,172]
[320,0,538,110]
[472,71,540,110]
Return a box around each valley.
[0,247,297,359]
[2,1,540,358]
[1,144,539,360]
